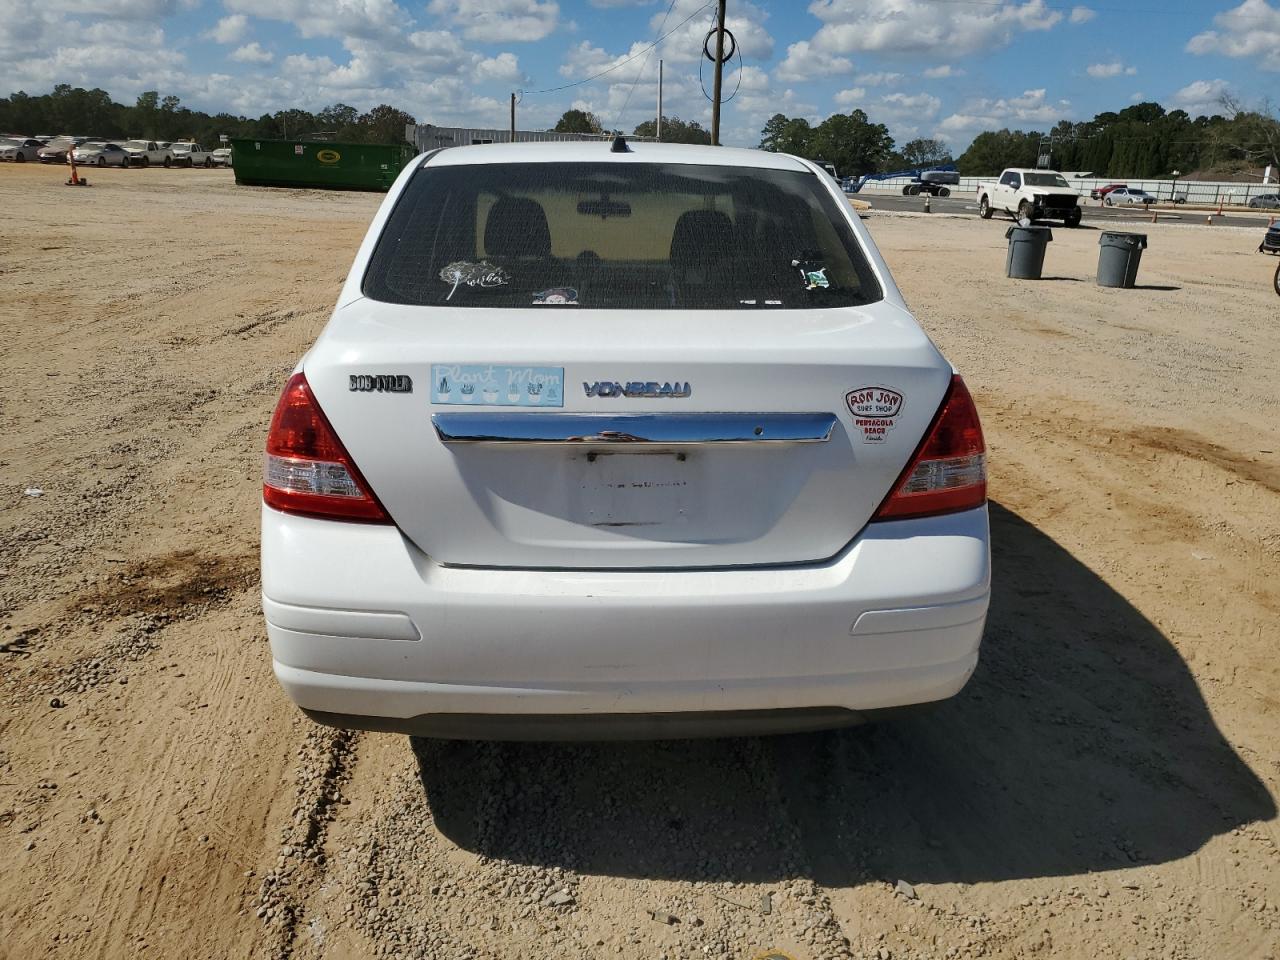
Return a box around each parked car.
[1248,194,1280,209]
[123,139,173,167]
[1104,187,1157,206]
[976,167,1082,226]
[1261,223,1280,254]
[0,137,44,161]
[170,141,213,167]
[1090,183,1127,200]
[72,141,131,167]
[211,146,233,167]
[37,137,79,162]
[261,142,991,740]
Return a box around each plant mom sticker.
[846,386,904,443]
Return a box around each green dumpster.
[230,139,415,191]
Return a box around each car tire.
[938,186,950,198]
[163,157,171,168]
[979,196,992,219]
[1065,207,1082,228]
[15,151,25,162]
[1017,199,1034,222]
[141,156,149,168]
[204,156,213,168]
[1104,196,1113,206]
[97,156,106,167]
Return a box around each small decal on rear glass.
[431,364,563,407]
[438,261,510,300]
[792,258,830,291]
[532,287,579,305]
[846,386,904,443]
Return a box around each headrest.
[484,196,551,258]
[670,210,733,266]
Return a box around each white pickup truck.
[123,140,173,168]
[977,168,1082,227]
[170,141,213,168]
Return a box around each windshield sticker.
[846,386,904,443]
[438,261,510,301]
[533,287,579,306]
[431,364,563,407]
[792,258,830,291]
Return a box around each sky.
[1,0,1277,150]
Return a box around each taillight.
[872,375,986,521]
[263,372,391,523]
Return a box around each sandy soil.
[1,162,1277,960]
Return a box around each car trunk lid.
[304,299,952,569]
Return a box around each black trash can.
[1097,231,1147,288]
[1005,225,1053,279]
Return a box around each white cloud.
[1086,61,1137,78]
[224,0,411,40]
[1187,0,1280,71]
[648,0,773,66]
[937,88,1071,143]
[834,87,867,106]
[775,39,852,82]
[551,39,707,132]
[855,70,903,85]
[808,0,1061,56]
[229,41,273,64]
[425,0,560,43]
[206,13,248,44]
[878,90,942,119]
[1171,78,1233,113]
[42,0,189,17]
[923,64,962,79]
[474,51,523,83]
[0,6,185,96]
[540,0,772,141]
[1130,91,1145,101]
[1069,5,1095,23]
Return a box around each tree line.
[8,85,1275,178]
[0,85,416,146]
[553,108,713,144]
[759,98,1280,179]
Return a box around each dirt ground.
[1,162,1277,960]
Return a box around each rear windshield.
[362,160,882,309]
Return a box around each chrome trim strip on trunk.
[431,413,838,445]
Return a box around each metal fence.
[406,124,655,153]
[857,174,1279,206]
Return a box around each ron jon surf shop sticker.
[846,386,904,443]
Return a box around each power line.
[525,0,715,96]
[614,0,682,130]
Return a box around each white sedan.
[72,142,131,167]
[261,141,991,740]
[0,137,44,161]
[1105,187,1157,206]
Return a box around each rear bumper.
[262,505,990,738]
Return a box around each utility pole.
[656,59,663,142]
[710,0,727,146]
[510,92,516,142]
